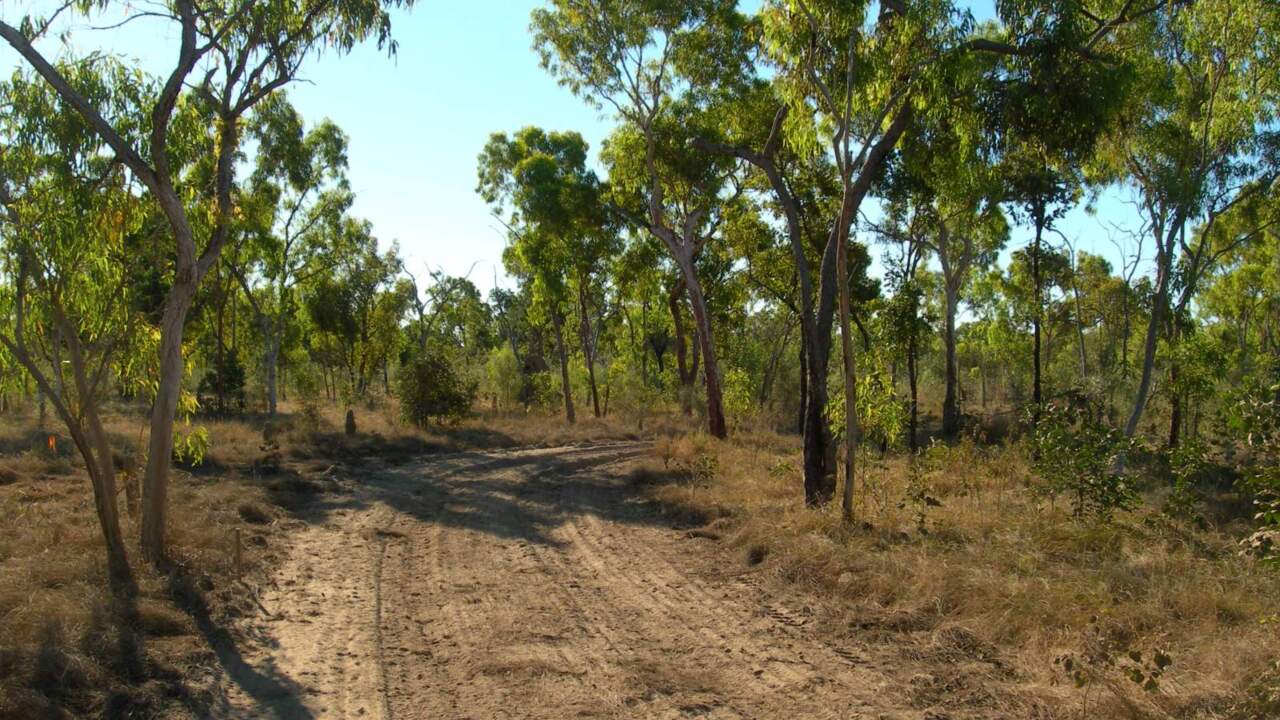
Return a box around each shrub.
[196,353,246,414]
[482,346,523,411]
[1225,378,1280,566]
[397,350,476,428]
[1029,400,1138,520]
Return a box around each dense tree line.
[1,0,1279,592]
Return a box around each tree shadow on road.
[290,441,699,548]
[168,569,314,720]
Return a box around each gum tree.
[478,127,617,420]
[531,0,754,439]
[1106,0,1280,440]
[0,0,414,561]
[0,61,151,595]
[232,96,354,416]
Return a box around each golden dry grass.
[640,431,1280,719]
[0,399,663,718]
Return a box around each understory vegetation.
[638,431,1280,718]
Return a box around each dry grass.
[0,412,283,718]
[0,399,666,718]
[640,431,1280,719]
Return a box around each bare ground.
[209,442,973,720]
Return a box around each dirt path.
[213,442,924,719]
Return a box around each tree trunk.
[265,334,280,416]
[1071,259,1089,382]
[908,328,919,452]
[837,217,858,523]
[551,310,575,423]
[1031,212,1044,424]
[802,239,840,507]
[141,274,198,563]
[680,262,726,439]
[1125,245,1173,438]
[578,285,601,418]
[1167,362,1182,449]
[797,341,808,435]
[669,283,697,416]
[85,410,134,596]
[942,280,960,436]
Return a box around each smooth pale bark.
[836,204,858,523]
[1125,223,1177,438]
[141,276,199,560]
[1070,252,1089,381]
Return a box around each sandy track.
[215,442,922,719]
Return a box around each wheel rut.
[216,441,918,720]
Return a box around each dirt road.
[212,442,925,719]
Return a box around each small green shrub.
[397,350,476,428]
[1225,379,1280,566]
[1029,401,1138,520]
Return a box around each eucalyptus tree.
[691,0,1139,505]
[305,225,404,399]
[478,127,617,420]
[0,61,151,594]
[887,103,1009,437]
[0,0,416,561]
[531,0,755,439]
[1105,0,1280,441]
[233,97,353,416]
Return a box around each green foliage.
[197,353,247,414]
[397,350,476,428]
[824,357,907,449]
[1225,378,1280,566]
[722,366,756,426]
[173,425,210,468]
[1054,619,1174,701]
[1163,439,1209,529]
[1029,401,1139,520]
[482,346,523,411]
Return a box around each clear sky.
[1,1,1141,297]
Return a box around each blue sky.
[2,1,1141,297]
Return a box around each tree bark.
[141,274,198,562]
[942,278,961,436]
[551,310,575,423]
[578,283,601,418]
[1031,209,1044,424]
[837,212,858,523]
[680,261,726,439]
[1125,224,1178,438]
[669,282,697,416]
